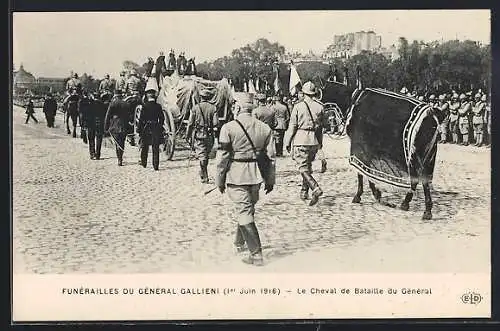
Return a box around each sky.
[12,10,490,78]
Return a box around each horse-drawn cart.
[134,73,234,160]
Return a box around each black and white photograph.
[12,9,491,320]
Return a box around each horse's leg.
[368,181,382,202]
[66,112,71,134]
[72,114,77,138]
[352,173,364,203]
[421,180,433,220]
[400,180,418,211]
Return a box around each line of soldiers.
[400,87,491,148]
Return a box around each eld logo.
[461,292,482,305]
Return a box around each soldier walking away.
[458,93,472,146]
[437,94,450,143]
[252,93,277,130]
[284,81,325,206]
[216,93,275,266]
[271,95,290,157]
[78,91,93,144]
[186,89,219,183]
[104,90,129,166]
[42,93,57,128]
[449,93,460,144]
[138,82,164,171]
[472,93,486,147]
[87,92,107,160]
[24,98,38,124]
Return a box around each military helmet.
[105,74,110,79]
[429,94,436,100]
[438,94,445,101]
[475,93,481,99]
[452,93,459,100]
[73,73,78,78]
[418,96,424,101]
[459,93,466,100]
[481,95,487,102]
[302,81,317,95]
[400,87,408,94]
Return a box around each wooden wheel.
[162,108,176,160]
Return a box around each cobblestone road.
[12,106,490,273]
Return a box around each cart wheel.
[163,109,176,160]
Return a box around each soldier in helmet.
[138,81,164,171]
[104,89,130,166]
[66,73,82,95]
[252,93,277,130]
[458,93,472,146]
[285,81,326,206]
[472,93,486,147]
[99,74,114,95]
[449,93,460,144]
[216,92,275,266]
[437,94,450,143]
[115,71,127,93]
[186,89,219,183]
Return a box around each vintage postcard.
[12,9,491,321]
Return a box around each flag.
[289,62,301,96]
[249,79,256,94]
[256,78,260,92]
[273,64,280,93]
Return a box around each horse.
[177,53,187,76]
[166,50,176,76]
[185,58,197,76]
[321,71,446,220]
[64,92,81,138]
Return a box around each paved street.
[12,106,490,274]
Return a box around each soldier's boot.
[240,223,264,266]
[300,177,309,200]
[203,160,210,183]
[95,136,102,160]
[117,147,124,166]
[200,160,209,184]
[440,133,447,143]
[81,129,88,144]
[302,172,323,206]
[152,146,160,171]
[89,140,96,160]
[462,134,469,146]
[234,225,247,253]
[72,129,77,138]
[320,159,327,173]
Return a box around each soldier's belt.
[231,158,257,162]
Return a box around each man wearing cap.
[24,98,38,124]
[437,94,450,143]
[284,81,326,205]
[216,92,275,266]
[271,95,290,157]
[138,82,164,171]
[449,93,461,144]
[252,93,277,130]
[99,74,114,95]
[458,94,472,146]
[155,51,167,87]
[42,93,58,128]
[86,91,107,160]
[186,90,219,183]
[115,71,127,93]
[472,93,486,147]
[104,90,130,166]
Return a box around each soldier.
[484,95,491,148]
[472,93,486,147]
[99,74,114,95]
[216,93,275,266]
[104,90,130,166]
[271,95,290,157]
[115,71,127,93]
[437,94,450,143]
[125,70,143,96]
[186,90,219,183]
[449,93,460,144]
[78,91,93,144]
[24,98,38,124]
[86,92,107,160]
[65,73,82,95]
[458,93,472,146]
[284,81,325,206]
[145,57,155,78]
[42,93,58,128]
[155,51,167,87]
[428,94,436,107]
[138,83,164,171]
[252,93,277,130]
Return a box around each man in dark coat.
[42,93,58,127]
[155,51,167,87]
[138,84,164,171]
[24,98,38,124]
[145,57,155,78]
[84,92,107,160]
[104,90,130,166]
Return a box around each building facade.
[324,31,396,60]
[13,64,36,96]
[13,64,68,96]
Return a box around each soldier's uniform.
[472,93,486,146]
[285,82,325,206]
[458,94,472,145]
[271,95,290,156]
[437,95,450,143]
[485,95,491,147]
[78,93,93,144]
[186,90,219,183]
[449,94,460,144]
[115,72,127,93]
[42,94,58,128]
[252,94,277,130]
[85,92,107,160]
[104,90,130,166]
[138,85,164,171]
[216,93,275,266]
[99,75,114,95]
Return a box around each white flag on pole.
[289,63,301,96]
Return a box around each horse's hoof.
[422,211,432,220]
[399,202,409,211]
[352,196,361,203]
